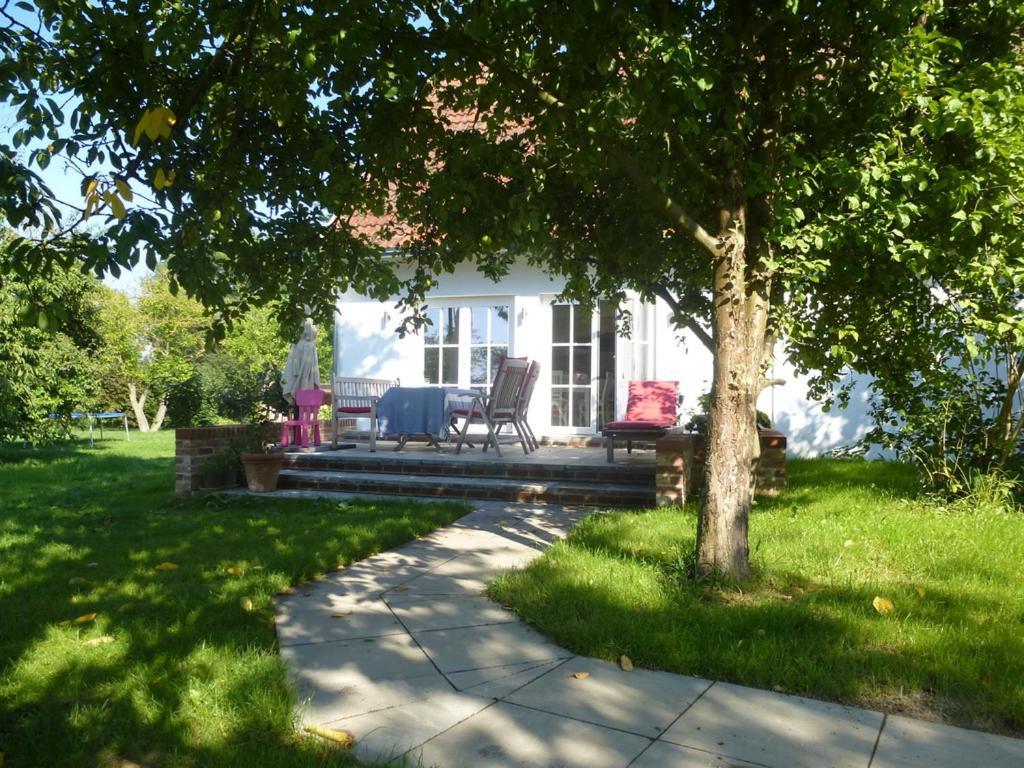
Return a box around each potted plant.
[198,447,241,490]
[236,423,285,493]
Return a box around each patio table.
[375,387,479,451]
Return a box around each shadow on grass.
[494,555,1024,735]
[0,443,466,767]
[490,458,1024,737]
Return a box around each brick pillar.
[755,428,787,496]
[655,428,786,507]
[175,425,251,494]
[655,429,704,507]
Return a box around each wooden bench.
[330,376,397,451]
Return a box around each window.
[423,303,511,389]
[551,304,593,427]
[423,307,460,385]
[470,306,509,390]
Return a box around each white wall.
[337,262,877,455]
[652,301,875,457]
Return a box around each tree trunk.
[128,382,151,432]
[150,397,168,432]
[696,217,768,580]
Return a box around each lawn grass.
[490,458,1024,736]
[0,431,469,768]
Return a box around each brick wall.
[175,425,249,494]
[175,420,340,494]
[655,428,787,507]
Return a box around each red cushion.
[336,406,371,414]
[624,380,678,423]
[603,420,672,431]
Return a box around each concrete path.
[275,500,1024,768]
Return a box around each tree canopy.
[3,0,1022,575]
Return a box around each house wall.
[335,260,875,456]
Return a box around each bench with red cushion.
[601,380,679,462]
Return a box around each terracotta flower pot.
[240,452,284,493]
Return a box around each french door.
[549,301,618,432]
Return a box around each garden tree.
[221,304,332,384]
[3,1,1022,575]
[777,15,1024,491]
[0,230,103,441]
[93,267,211,431]
[92,284,144,414]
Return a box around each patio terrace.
[278,440,657,507]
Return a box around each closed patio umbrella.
[281,318,322,404]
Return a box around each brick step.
[277,468,654,507]
[282,452,653,486]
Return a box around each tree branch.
[613,149,722,257]
[649,283,714,351]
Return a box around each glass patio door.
[550,303,605,431]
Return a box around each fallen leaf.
[915,586,926,598]
[570,671,590,680]
[393,586,410,593]
[843,539,855,547]
[619,655,634,672]
[305,724,355,748]
[331,612,351,619]
[73,612,98,625]
[240,597,254,612]
[154,562,178,571]
[118,603,138,614]
[68,577,89,586]
[84,635,115,646]
[225,566,244,576]
[872,596,895,616]
[779,594,793,601]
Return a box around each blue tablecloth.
[376,387,453,440]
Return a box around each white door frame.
[543,298,603,436]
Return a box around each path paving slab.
[412,621,573,674]
[871,715,1024,768]
[276,597,406,645]
[447,659,568,700]
[629,740,759,767]
[296,670,454,726]
[415,700,652,768]
[661,682,883,768]
[506,656,712,738]
[385,593,519,632]
[328,690,490,765]
[280,633,438,691]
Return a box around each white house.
[333,254,876,456]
